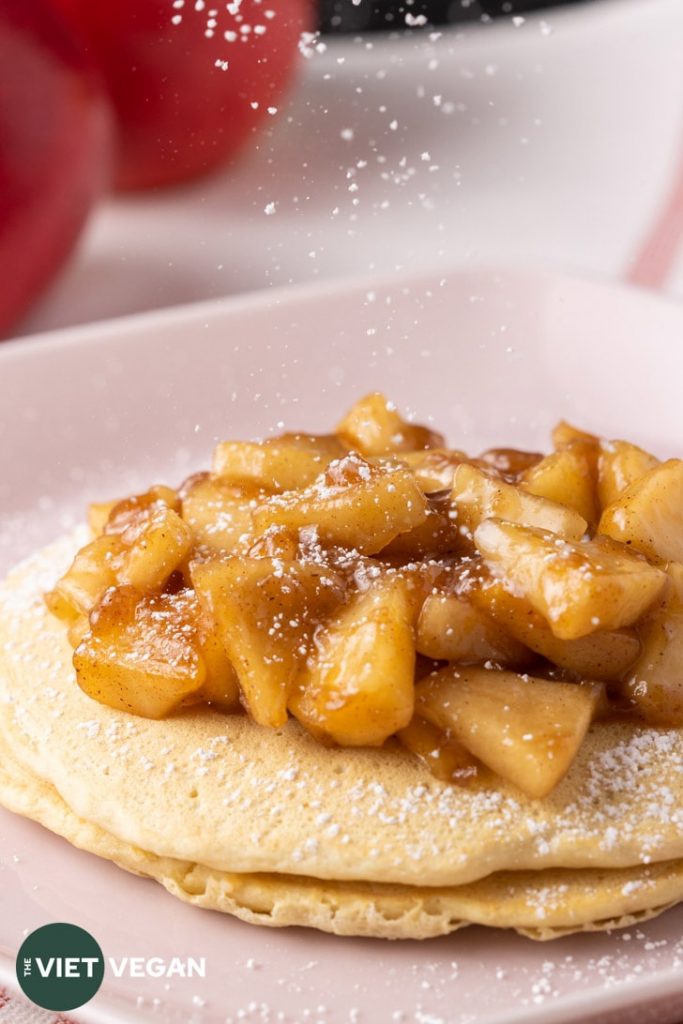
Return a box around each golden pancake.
[1,722,682,941]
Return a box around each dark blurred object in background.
[320,0,595,33]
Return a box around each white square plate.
[2,267,683,1024]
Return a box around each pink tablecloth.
[0,987,78,1024]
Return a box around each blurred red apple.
[0,0,111,338]
[53,0,314,191]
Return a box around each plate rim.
[3,262,682,365]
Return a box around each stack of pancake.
[2,531,683,940]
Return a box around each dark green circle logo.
[16,923,104,1011]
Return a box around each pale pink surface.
[626,126,683,290]
[2,268,683,1024]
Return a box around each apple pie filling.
[45,393,683,798]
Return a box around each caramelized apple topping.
[45,393,680,798]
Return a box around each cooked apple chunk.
[88,500,118,537]
[397,716,481,784]
[118,506,193,592]
[253,454,429,556]
[191,604,241,710]
[103,485,180,535]
[597,440,660,510]
[550,424,601,487]
[93,485,190,591]
[451,463,587,541]
[399,448,468,492]
[212,434,345,492]
[521,447,598,528]
[598,459,683,563]
[45,534,123,625]
[622,564,683,725]
[416,592,532,666]
[290,577,415,746]
[380,493,465,559]
[477,447,543,480]
[471,578,640,681]
[416,666,604,798]
[474,520,666,639]
[192,556,345,729]
[245,524,300,561]
[67,616,90,648]
[74,587,206,718]
[336,392,444,456]
[181,474,259,554]
[551,421,599,451]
